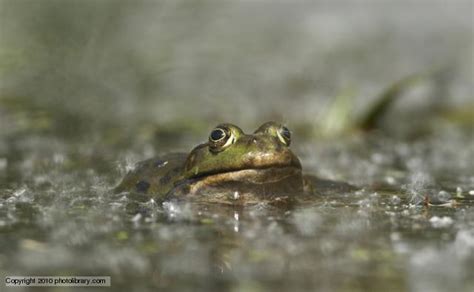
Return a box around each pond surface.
[0,125,473,292]
[0,1,473,291]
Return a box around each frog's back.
[114,153,187,197]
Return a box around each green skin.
[115,122,354,204]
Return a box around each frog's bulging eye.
[277,126,291,146]
[209,127,235,152]
[210,128,226,142]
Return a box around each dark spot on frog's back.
[136,180,150,193]
[159,167,181,185]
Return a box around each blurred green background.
[1,0,472,141]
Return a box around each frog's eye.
[209,127,235,152]
[210,128,226,142]
[277,126,291,146]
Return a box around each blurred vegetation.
[0,0,472,145]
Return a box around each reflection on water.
[0,1,473,291]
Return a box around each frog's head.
[183,122,302,183]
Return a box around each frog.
[115,121,355,204]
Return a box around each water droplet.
[390,195,401,205]
[436,190,451,203]
[233,211,239,232]
[385,176,396,185]
[131,213,142,222]
[429,216,453,228]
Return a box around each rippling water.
[0,1,473,291]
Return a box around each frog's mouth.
[175,165,304,202]
[188,165,303,186]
